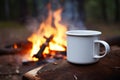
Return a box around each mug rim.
[66,30,102,36]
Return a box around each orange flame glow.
[27,8,67,61]
[13,43,18,49]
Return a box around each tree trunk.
[19,0,29,23]
[4,0,10,20]
[32,0,39,17]
[115,0,120,22]
[77,0,86,22]
[100,0,107,21]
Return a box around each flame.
[27,8,67,61]
[13,43,18,49]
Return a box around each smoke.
[26,0,86,33]
[26,18,40,33]
[62,0,86,30]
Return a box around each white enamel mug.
[66,30,110,64]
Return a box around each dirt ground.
[0,21,120,80]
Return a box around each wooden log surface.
[23,49,120,80]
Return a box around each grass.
[0,21,24,28]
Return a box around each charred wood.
[0,41,32,56]
[0,48,20,55]
[33,35,54,59]
[5,41,32,49]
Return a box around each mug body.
[66,30,101,64]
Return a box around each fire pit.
[0,8,67,79]
[23,7,67,62]
[0,5,67,63]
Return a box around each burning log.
[33,35,54,59]
[0,41,32,56]
[5,41,32,49]
[0,48,21,55]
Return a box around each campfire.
[13,6,67,62]
[2,1,86,64]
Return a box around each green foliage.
[9,0,20,19]
[0,0,5,20]
[0,21,24,28]
[85,0,118,22]
[85,0,102,20]
[105,0,115,21]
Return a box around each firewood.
[0,41,32,56]
[33,35,54,59]
[0,48,21,55]
[5,41,32,49]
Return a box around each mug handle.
[93,40,110,58]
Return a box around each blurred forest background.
[0,0,120,47]
[0,1,120,80]
[0,0,120,23]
